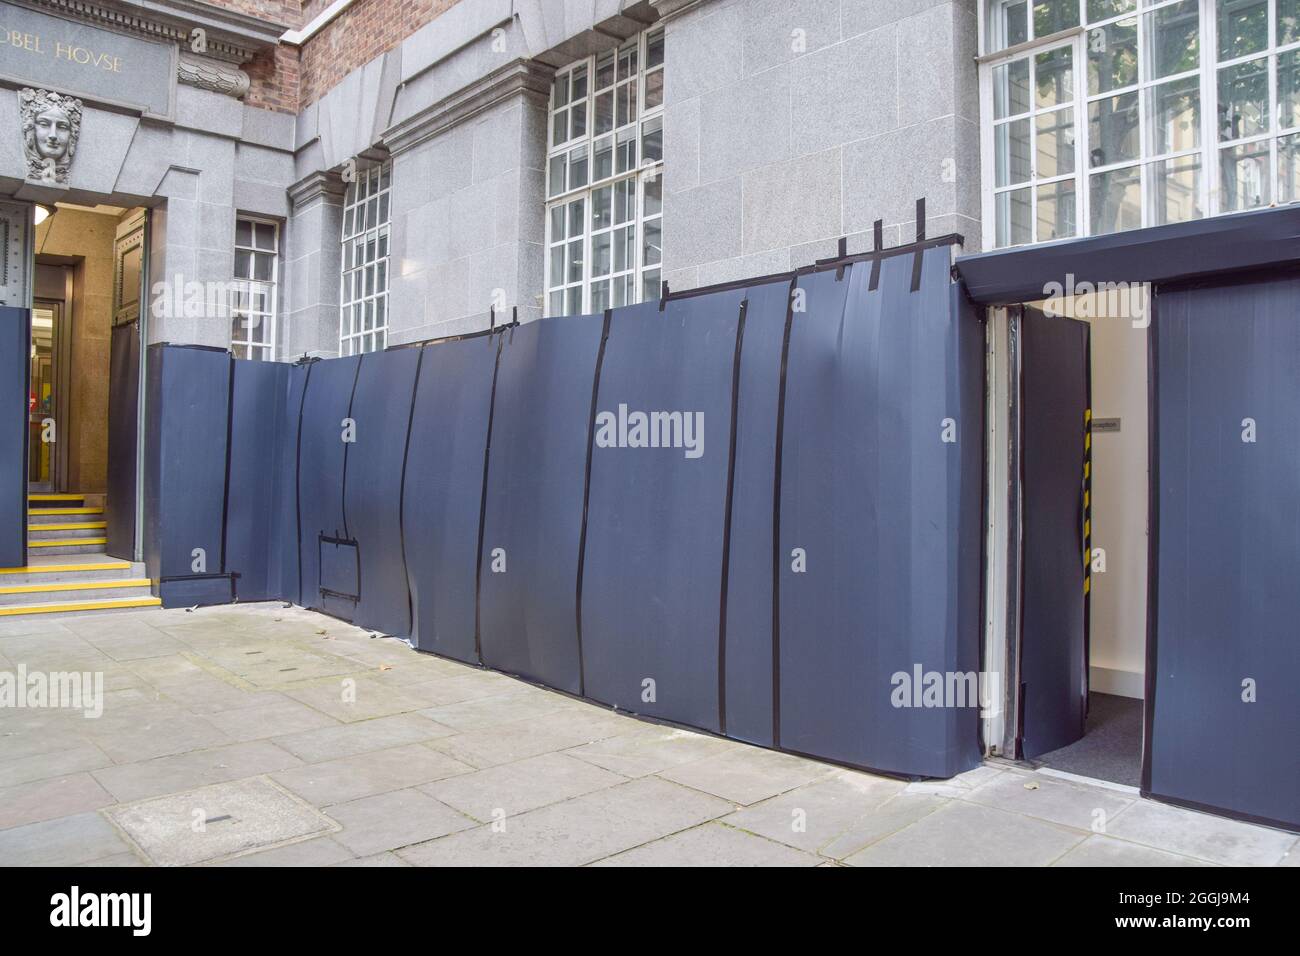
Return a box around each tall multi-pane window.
[545,27,664,316]
[981,0,1300,247]
[231,216,278,361]
[340,163,391,355]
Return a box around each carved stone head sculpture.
[20,88,83,185]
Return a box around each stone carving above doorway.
[19,88,83,186]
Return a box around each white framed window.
[545,27,664,316]
[979,0,1300,248]
[340,162,391,356]
[231,216,279,361]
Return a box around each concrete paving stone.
[0,810,131,865]
[395,670,531,708]
[110,777,338,866]
[271,742,475,806]
[127,657,209,685]
[0,773,116,830]
[0,741,112,788]
[818,790,950,859]
[327,787,476,856]
[1054,834,1214,866]
[282,679,432,722]
[657,745,836,805]
[1103,798,1297,866]
[564,725,739,777]
[1277,841,1299,866]
[76,852,145,866]
[843,801,1086,866]
[591,821,822,867]
[421,752,628,822]
[0,722,97,763]
[272,713,458,763]
[963,769,1134,832]
[333,851,411,866]
[397,777,733,867]
[202,698,340,742]
[721,769,908,854]
[427,714,626,769]
[195,642,359,686]
[78,703,232,763]
[79,629,188,663]
[154,678,289,716]
[0,619,78,639]
[92,740,305,803]
[212,835,355,867]
[418,690,574,732]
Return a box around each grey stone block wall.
[660,0,982,293]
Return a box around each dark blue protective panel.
[1019,308,1089,759]
[106,322,139,561]
[343,348,420,637]
[478,316,605,693]
[777,251,982,777]
[296,354,360,613]
[0,307,28,569]
[271,362,310,604]
[403,334,499,662]
[143,345,231,608]
[225,359,290,602]
[581,294,744,731]
[721,280,793,746]
[1150,274,1300,829]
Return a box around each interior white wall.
[1036,286,1149,699]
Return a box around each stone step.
[26,539,110,556]
[0,594,162,618]
[0,559,137,585]
[0,578,153,607]
[27,521,108,540]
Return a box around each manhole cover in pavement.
[107,778,337,866]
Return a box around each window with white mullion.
[231,216,279,361]
[339,163,391,356]
[545,26,664,316]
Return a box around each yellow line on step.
[29,507,103,516]
[0,562,131,575]
[28,538,108,548]
[28,522,108,532]
[0,579,151,595]
[0,597,162,616]
[27,494,86,501]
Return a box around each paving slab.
[1053,834,1213,866]
[819,791,950,859]
[272,712,458,763]
[327,787,477,856]
[0,741,112,788]
[202,698,341,742]
[656,744,836,805]
[843,800,1085,867]
[1103,798,1297,866]
[421,752,627,822]
[91,740,305,803]
[108,777,338,866]
[592,821,821,867]
[418,690,574,732]
[0,811,133,866]
[271,742,475,806]
[282,679,433,723]
[211,835,354,867]
[0,772,116,830]
[564,725,738,777]
[962,769,1134,832]
[397,777,732,867]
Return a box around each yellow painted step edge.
[0,596,162,616]
[29,507,104,516]
[0,562,131,575]
[0,578,151,596]
[28,522,108,532]
[28,538,108,548]
[27,494,87,501]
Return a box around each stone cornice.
[288,170,346,209]
[648,0,709,24]
[383,58,553,156]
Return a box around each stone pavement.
[0,604,1295,867]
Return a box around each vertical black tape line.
[397,347,426,638]
[294,362,313,606]
[717,298,749,735]
[219,354,236,576]
[575,308,614,696]
[473,332,505,665]
[771,278,799,748]
[1141,289,1161,794]
[869,219,884,292]
[339,353,364,542]
[910,199,927,292]
[835,237,848,281]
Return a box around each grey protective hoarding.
[342,347,421,638]
[0,307,28,569]
[478,315,606,694]
[143,345,231,607]
[1149,273,1300,829]
[580,295,744,732]
[402,334,499,663]
[776,252,983,777]
[106,321,139,560]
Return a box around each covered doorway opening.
[984,284,1150,788]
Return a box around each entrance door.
[1017,306,1091,758]
[106,211,146,561]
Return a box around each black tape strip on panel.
[473,332,506,665]
[219,354,235,576]
[339,354,364,541]
[834,237,848,281]
[575,308,615,696]
[869,219,884,291]
[910,199,927,292]
[770,278,798,748]
[398,348,425,638]
[717,298,750,734]
[293,362,314,607]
